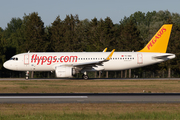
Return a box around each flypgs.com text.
[31,54,78,65]
[147,27,166,50]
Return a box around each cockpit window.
[10,57,18,61]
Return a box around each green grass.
[0,112,179,120]
[116,112,180,120]
[0,103,180,120]
[0,79,180,93]
[20,86,28,89]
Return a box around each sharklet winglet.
[103,48,107,52]
[106,49,115,60]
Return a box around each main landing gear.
[25,71,29,80]
[82,75,89,80]
[82,71,89,80]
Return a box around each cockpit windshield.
[10,57,18,61]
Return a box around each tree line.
[1,10,180,78]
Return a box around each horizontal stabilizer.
[152,54,175,60]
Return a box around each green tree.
[22,12,48,52]
[61,14,80,52]
[1,18,22,59]
[119,20,143,51]
[89,17,116,51]
[48,16,64,52]
[74,19,91,51]
[0,27,5,70]
[101,17,116,50]
[89,17,99,51]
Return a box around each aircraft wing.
[54,49,115,69]
[73,60,105,67]
[73,49,115,67]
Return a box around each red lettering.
[31,54,38,63]
[158,30,163,36]
[31,54,35,62]
[41,56,47,65]
[30,55,78,65]
[155,36,159,39]
[64,56,69,62]
[37,56,42,65]
[161,27,166,32]
[69,56,78,62]
[157,30,163,37]
[47,56,52,65]
[34,54,38,62]
[151,38,155,44]
[147,27,167,50]
[147,42,152,50]
[53,56,57,63]
[60,56,64,62]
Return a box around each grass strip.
[0,80,180,93]
[0,103,180,120]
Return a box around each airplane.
[3,24,175,79]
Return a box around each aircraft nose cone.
[3,61,17,70]
[3,61,8,69]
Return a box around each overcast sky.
[0,0,180,29]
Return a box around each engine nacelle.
[55,66,75,78]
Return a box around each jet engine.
[55,66,75,78]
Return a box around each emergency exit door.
[24,54,29,65]
[137,53,143,64]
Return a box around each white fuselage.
[3,52,175,72]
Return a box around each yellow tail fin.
[139,24,173,53]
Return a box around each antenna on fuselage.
[28,50,30,53]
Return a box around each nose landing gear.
[25,71,29,80]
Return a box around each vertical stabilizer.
[139,24,172,53]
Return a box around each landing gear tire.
[83,75,89,80]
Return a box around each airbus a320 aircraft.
[3,24,175,79]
